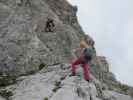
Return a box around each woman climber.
[71,39,93,82]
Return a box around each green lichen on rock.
[52,81,61,93]
[52,87,58,93]
[54,81,61,87]
[0,89,13,100]
[0,74,17,87]
[44,97,49,100]
[106,80,133,96]
[39,63,47,70]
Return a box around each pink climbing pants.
[71,58,90,81]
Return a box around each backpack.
[83,47,93,61]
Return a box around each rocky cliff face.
[0,0,88,75]
[0,0,133,100]
[0,64,133,100]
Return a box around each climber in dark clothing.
[71,39,93,81]
[45,18,55,32]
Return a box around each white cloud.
[67,0,133,86]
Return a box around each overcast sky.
[67,0,133,86]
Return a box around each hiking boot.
[86,79,93,83]
[86,80,90,83]
[69,73,76,77]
